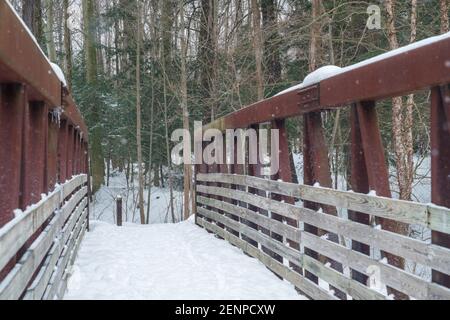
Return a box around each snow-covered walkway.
[64,217,305,300]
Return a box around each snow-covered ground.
[64,217,305,300]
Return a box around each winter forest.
[7,0,448,226]
[1,0,450,301]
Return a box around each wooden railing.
[0,175,88,300]
[194,33,450,300]
[0,1,90,300]
[196,174,450,300]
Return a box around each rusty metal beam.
[66,125,74,179]
[58,120,68,183]
[321,36,450,107]
[203,36,450,134]
[351,101,409,299]
[0,1,61,106]
[21,101,48,208]
[0,83,25,227]
[63,93,88,141]
[47,115,59,191]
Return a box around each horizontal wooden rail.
[197,173,450,234]
[0,175,87,273]
[0,174,88,300]
[196,173,450,300]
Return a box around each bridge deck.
[64,218,305,300]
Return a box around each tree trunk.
[199,0,217,122]
[180,2,192,220]
[136,0,145,225]
[22,0,45,47]
[383,0,410,299]
[83,0,105,193]
[63,0,72,90]
[441,0,449,33]
[161,0,176,222]
[251,0,264,101]
[261,0,281,94]
[154,164,160,187]
[309,0,321,73]
[45,0,57,62]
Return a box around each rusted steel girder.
[47,116,59,190]
[349,103,371,284]
[0,1,60,106]
[302,112,346,299]
[203,36,450,134]
[21,101,48,208]
[58,120,68,183]
[0,2,88,140]
[321,37,450,108]
[66,125,74,180]
[350,101,409,299]
[431,85,450,288]
[0,83,25,227]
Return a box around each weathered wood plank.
[197,198,388,300]
[428,205,450,235]
[0,175,87,273]
[197,183,450,275]
[62,174,88,199]
[0,198,87,300]
[301,232,450,300]
[289,202,450,275]
[0,192,59,273]
[197,174,450,233]
[43,206,88,300]
[55,219,87,300]
[302,255,386,300]
[196,217,336,300]
[23,201,88,300]
[197,196,301,243]
[197,207,302,266]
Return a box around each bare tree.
[441,0,449,33]
[63,0,72,90]
[180,2,192,220]
[136,0,145,224]
[251,0,264,100]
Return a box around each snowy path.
[64,218,305,300]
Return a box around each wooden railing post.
[431,85,450,288]
[116,196,123,227]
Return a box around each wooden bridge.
[0,1,450,300]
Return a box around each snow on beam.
[0,0,61,106]
[204,32,450,131]
[320,32,450,107]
